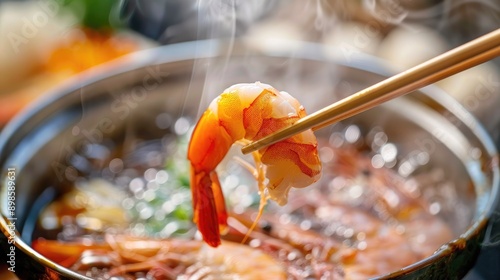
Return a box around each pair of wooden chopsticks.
[242,28,500,155]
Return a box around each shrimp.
[32,235,287,280]
[187,82,322,247]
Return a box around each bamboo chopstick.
[241,28,500,155]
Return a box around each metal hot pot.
[0,40,498,279]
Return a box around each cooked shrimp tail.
[192,171,228,247]
[187,82,322,247]
[189,159,229,246]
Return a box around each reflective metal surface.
[0,40,498,279]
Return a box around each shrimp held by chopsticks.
[188,82,322,247]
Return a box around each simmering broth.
[33,115,454,279]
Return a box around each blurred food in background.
[0,0,156,126]
[0,0,498,130]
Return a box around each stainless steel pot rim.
[0,39,498,279]
[0,39,391,154]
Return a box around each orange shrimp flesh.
[187,82,322,247]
